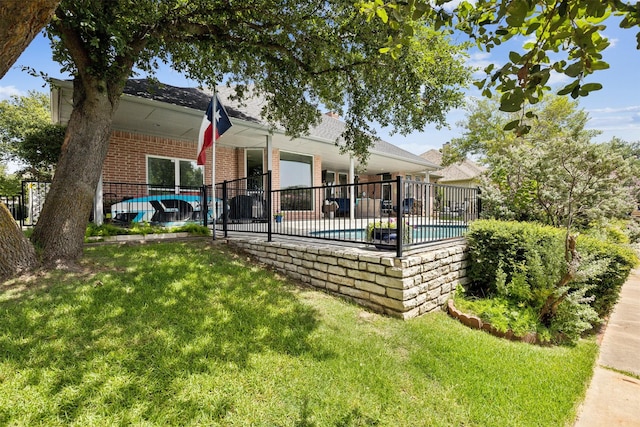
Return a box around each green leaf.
[508,51,522,63]
[564,62,583,78]
[581,82,602,92]
[524,22,541,35]
[376,7,389,23]
[505,1,529,27]
[499,91,525,113]
[557,81,579,96]
[570,84,581,99]
[503,119,521,131]
[589,60,610,71]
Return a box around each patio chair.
[393,198,415,214]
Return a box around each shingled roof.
[123,79,263,124]
[123,79,438,168]
[420,149,485,183]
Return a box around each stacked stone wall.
[226,238,469,319]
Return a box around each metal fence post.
[396,176,403,258]
[267,170,272,242]
[201,185,208,229]
[222,181,229,238]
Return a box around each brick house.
[51,79,440,221]
[419,149,485,188]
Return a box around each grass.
[0,240,597,426]
[84,222,211,239]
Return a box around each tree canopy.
[0,92,50,160]
[48,0,469,162]
[358,0,640,130]
[0,91,64,180]
[447,96,638,229]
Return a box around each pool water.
[310,224,467,243]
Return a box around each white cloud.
[546,70,570,87]
[0,85,22,101]
[587,106,640,142]
[466,52,496,78]
[588,105,640,114]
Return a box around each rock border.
[446,299,543,345]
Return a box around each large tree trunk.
[0,203,37,281]
[30,78,118,265]
[0,0,60,78]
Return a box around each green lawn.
[0,240,597,426]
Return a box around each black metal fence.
[0,194,25,224]
[5,175,479,255]
[215,172,480,257]
[0,181,51,227]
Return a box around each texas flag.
[197,94,233,165]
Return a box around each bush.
[575,235,638,317]
[465,220,566,307]
[463,219,638,343]
[85,222,211,239]
[365,218,412,243]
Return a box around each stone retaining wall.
[226,237,470,319]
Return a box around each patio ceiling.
[51,80,437,176]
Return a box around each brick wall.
[104,131,199,183]
[103,131,246,184]
[227,237,470,319]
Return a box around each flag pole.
[212,87,217,240]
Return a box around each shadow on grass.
[0,241,330,424]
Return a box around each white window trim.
[146,154,204,192]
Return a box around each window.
[280,152,313,210]
[246,149,264,190]
[147,156,203,190]
[280,152,312,189]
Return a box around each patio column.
[266,135,273,217]
[266,134,273,171]
[349,157,355,220]
[93,174,104,226]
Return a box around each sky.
[1,20,639,162]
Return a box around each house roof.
[51,78,439,174]
[419,149,485,183]
[122,79,437,170]
[123,79,264,125]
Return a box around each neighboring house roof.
[419,149,485,183]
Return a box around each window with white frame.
[147,156,203,189]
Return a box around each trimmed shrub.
[465,219,566,307]
[575,235,638,317]
[463,220,638,343]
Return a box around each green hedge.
[465,220,566,307]
[576,235,638,317]
[465,220,638,340]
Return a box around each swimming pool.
[309,224,467,243]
